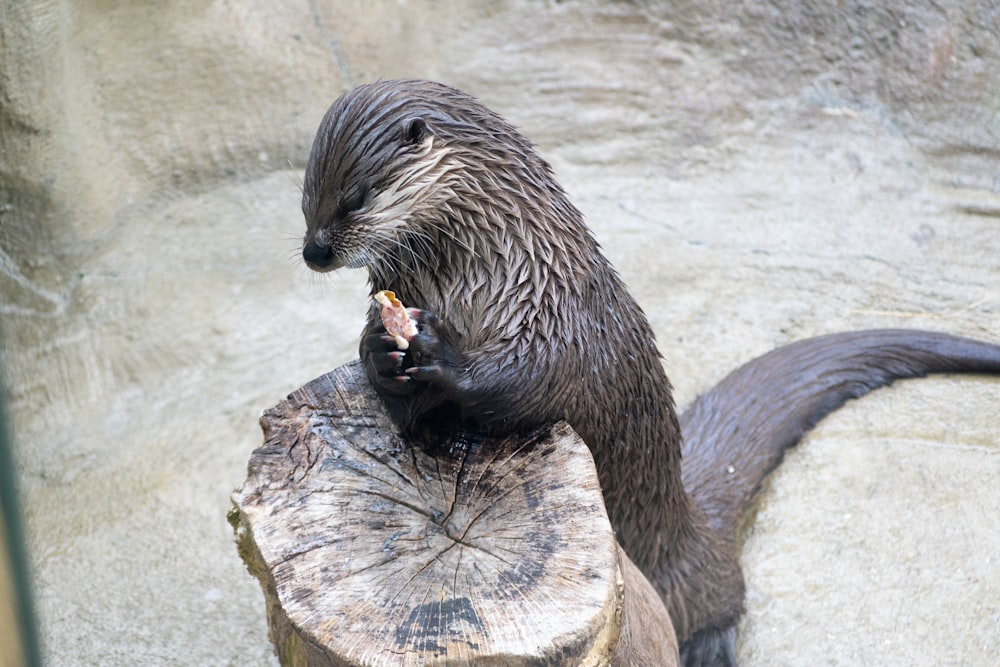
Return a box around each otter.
[300,79,1000,666]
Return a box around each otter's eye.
[336,184,371,219]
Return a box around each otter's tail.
[679,329,1000,544]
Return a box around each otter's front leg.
[361,309,466,427]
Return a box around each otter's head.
[300,79,561,281]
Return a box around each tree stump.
[230,360,677,666]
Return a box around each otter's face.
[300,79,560,291]
[300,83,472,275]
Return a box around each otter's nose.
[302,239,339,272]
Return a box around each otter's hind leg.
[680,625,738,667]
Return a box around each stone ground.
[1,1,998,665]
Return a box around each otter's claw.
[363,331,417,396]
[404,363,457,387]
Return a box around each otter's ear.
[403,117,429,145]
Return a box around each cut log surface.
[231,360,675,666]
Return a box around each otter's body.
[301,79,1000,666]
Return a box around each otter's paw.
[362,328,417,397]
[362,309,462,397]
[401,309,462,390]
[679,625,737,667]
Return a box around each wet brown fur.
[301,80,1000,666]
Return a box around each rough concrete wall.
[1,1,998,665]
[1,1,341,280]
[663,0,1000,172]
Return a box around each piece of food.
[374,290,419,350]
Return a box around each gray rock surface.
[1,1,998,665]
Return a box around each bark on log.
[231,360,677,666]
